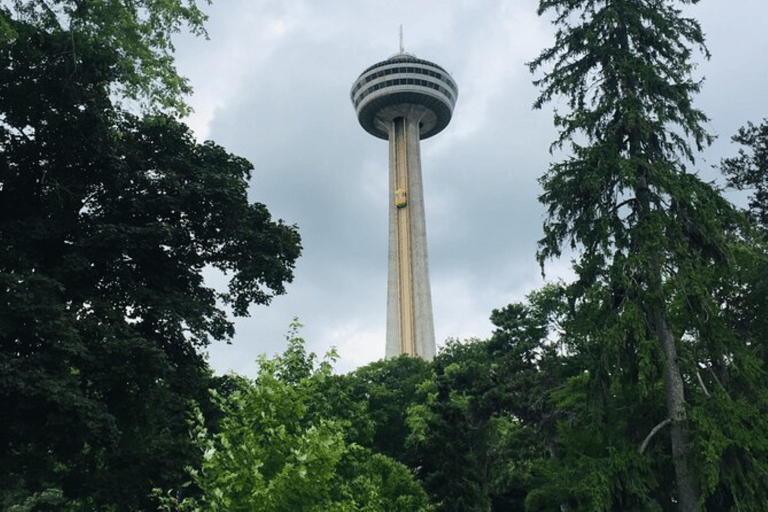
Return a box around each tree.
[529,1,753,509]
[0,17,301,509]
[338,354,432,465]
[486,287,580,512]
[721,119,768,231]
[404,339,522,512]
[1,0,210,114]
[156,327,432,512]
[702,120,768,510]
[719,120,768,358]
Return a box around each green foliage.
[157,327,432,511]
[526,1,768,509]
[403,339,523,512]
[1,0,210,115]
[690,122,768,511]
[721,119,768,230]
[339,354,432,463]
[530,0,719,266]
[332,448,434,512]
[3,488,67,512]
[717,120,768,392]
[0,19,300,509]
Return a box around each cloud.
[167,0,768,376]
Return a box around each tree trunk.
[652,307,698,512]
[636,172,699,511]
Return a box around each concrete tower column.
[386,112,435,358]
[351,52,457,360]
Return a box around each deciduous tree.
[1,0,210,114]
[405,339,521,512]
[0,18,300,509]
[722,119,768,231]
[157,327,432,512]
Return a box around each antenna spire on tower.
[399,25,404,53]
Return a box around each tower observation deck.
[351,52,458,359]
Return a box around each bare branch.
[695,368,710,397]
[707,364,728,394]
[639,418,671,454]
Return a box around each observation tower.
[351,49,458,359]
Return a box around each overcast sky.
[172,0,768,376]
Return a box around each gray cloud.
[172,0,768,375]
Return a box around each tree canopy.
[527,0,768,510]
[156,326,433,512]
[0,13,300,509]
[722,119,768,231]
[1,0,210,114]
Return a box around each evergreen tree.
[529,1,759,509]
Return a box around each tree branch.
[707,363,728,394]
[695,368,710,397]
[639,418,672,454]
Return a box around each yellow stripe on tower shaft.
[393,117,416,356]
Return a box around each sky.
[171,0,768,376]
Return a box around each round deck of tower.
[351,53,458,140]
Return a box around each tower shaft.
[386,114,435,359]
[351,51,456,360]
